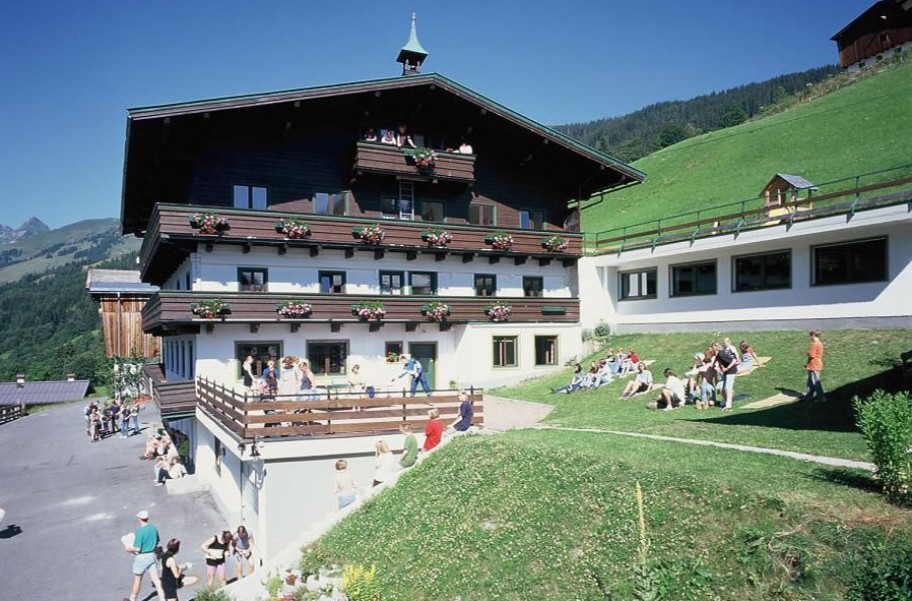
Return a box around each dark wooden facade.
[832,1,912,68]
[140,204,582,284]
[142,291,580,335]
[96,297,160,358]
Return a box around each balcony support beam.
[538,257,552,267]
[405,322,418,332]
[514,256,527,266]
[488,255,500,265]
[310,246,320,257]
[344,248,354,259]
[290,323,301,333]
[330,322,342,333]
[462,253,475,263]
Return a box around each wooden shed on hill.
[85,269,159,358]
[831,0,912,69]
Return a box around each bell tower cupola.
[396,13,428,76]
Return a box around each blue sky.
[0,0,866,229]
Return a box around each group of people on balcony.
[362,124,473,154]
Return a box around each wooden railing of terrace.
[584,164,912,255]
[196,377,484,440]
[139,205,582,284]
[0,404,25,426]
[142,364,197,418]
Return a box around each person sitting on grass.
[592,359,614,388]
[551,363,584,395]
[619,362,653,399]
[580,361,602,390]
[659,368,687,411]
[738,341,761,372]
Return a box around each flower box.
[409,147,437,171]
[274,219,312,240]
[421,228,453,247]
[541,235,569,252]
[190,299,229,319]
[385,351,400,363]
[275,301,313,318]
[484,231,514,251]
[485,301,513,322]
[421,301,451,322]
[351,224,385,245]
[189,213,230,235]
[351,301,386,322]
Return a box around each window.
[235,342,283,380]
[812,238,887,286]
[233,185,268,210]
[381,197,415,220]
[184,272,191,291]
[519,209,544,230]
[421,200,445,222]
[671,261,717,297]
[733,251,791,292]
[468,203,496,226]
[385,341,403,360]
[238,268,268,292]
[319,271,346,294]
[523,276,544,298]
[535,336,558,366]
[493,336,518,368]
[474,274,496,297]
[619,269,657,300]
[409,272,437,295]
[380,271,404,295]
[314,191,348,216]
[308,341,348,376]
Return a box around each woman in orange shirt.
[423,408,443,452]
[802,330,826,402]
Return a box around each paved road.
[0,401,226,601]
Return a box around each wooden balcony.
[197,377,484,441]
[142,363,197,418]
[142,291,579,335]
[353,141,475,183]
[139,205,582,284]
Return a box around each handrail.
[584,163,912,255]
[196,377,484,441]
[0,403,26,426]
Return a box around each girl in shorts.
[233,525,256,578]
[201,531,232,587]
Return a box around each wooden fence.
[0,404,25,426]
[196,377,484,440]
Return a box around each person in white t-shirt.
[660,368,687,410]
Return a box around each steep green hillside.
[307,430,912,600]
[583,59,912,234]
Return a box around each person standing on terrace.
[396,124,416,148]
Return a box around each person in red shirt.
[628,349,640,364]
[423,408,443,452]
[802,330,826,402]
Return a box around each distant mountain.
[0,217,50,245]
[0,217,141,284]
[555,65,840,162]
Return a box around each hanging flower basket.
[351,301,386,322]
[351,224,385,244]
[541,235,569,252]
[485,301,512,322]
[484,231,514,251]
[274,219,312,240]
[190,299,229,319]
[421,301,451,322]
[189,213,230,235]
[421,228,453,247]
[410,147,437,171]
[385,351,400,363]
[275,301,313,318]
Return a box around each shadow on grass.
[684,367,905,433]
[809,467,880,494]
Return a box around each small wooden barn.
[85,269,159,358]
[831,0,912,69]
[760,173,818,208]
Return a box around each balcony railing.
[139,205,581,284]
[583,163,912,255]
[142,291,579,334]
[197,377,484,440]
[353,141,475,183]
[143,364,197,418]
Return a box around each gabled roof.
[763,173,817,192]
[126,72,645,183]
[86,269,159,295]
[0,380,90,406]
[831,0,912,42]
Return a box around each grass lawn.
[493,329,910,461]
[307,429,912,600]
[582,59,912,234]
